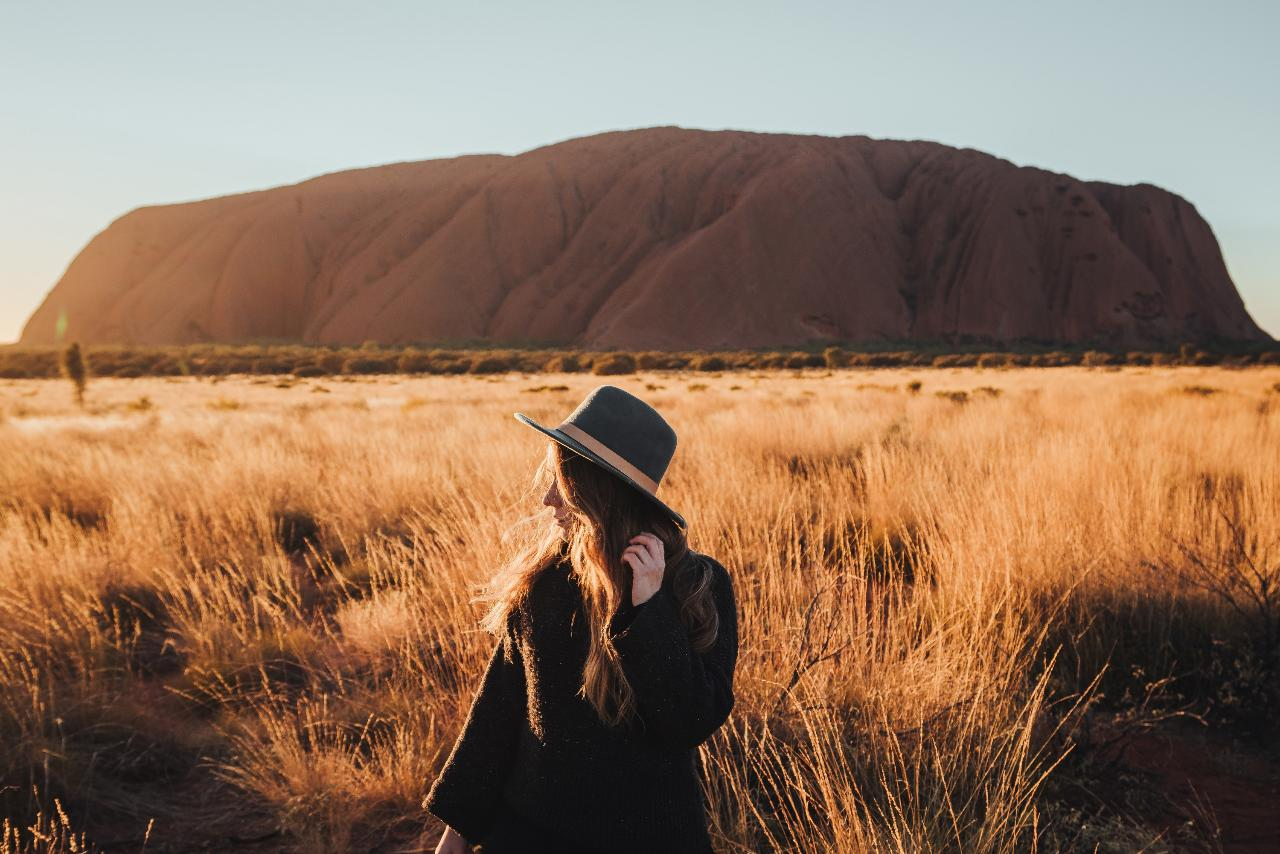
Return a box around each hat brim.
[514,411,687,530]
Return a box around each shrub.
[976,352,1011,369]
[397,350,433,374]
[342,356,396,375]
[694,355,727,372]
[1258,351,1280,366]
[513,353,550,373]
[784,353,812,369]
[823,346,850,369]
[932,353,979,368]
[935,390,969,404]
[1081,351,1117,367]
[470,355,513,374]
[252,358,293,375]
[293,364,326,378]
[906,380,923,395]
[437,358,470,375]
[592,353,636,375]
[314,351,346,374]
[545,354,582,373]
[1033,352,1076,367]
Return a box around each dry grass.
[0,367,1277,852]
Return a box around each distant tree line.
[1,340,1277,380]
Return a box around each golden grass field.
[2,366,1278,853]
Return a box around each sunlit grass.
[0,366,1276,851]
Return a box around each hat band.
[555,422,660,495]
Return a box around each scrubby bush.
[397,349,433,374]
[470,355,513,374]
[545,354,582,373]
[252,358,293,375]
[784,352,825,369]
[823,346,850,369]
[1191,351,1221,366]
[592,353,637,375]
[1081,351,1118,367]
[1032,352,1077,367]
[694,355,727,372]
[932,353,979,368]
[343,356,396,375]
[977,352,1012,369]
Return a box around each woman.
[423,384,739,854]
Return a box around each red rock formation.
[19,127,1272,348]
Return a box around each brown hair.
[477,441,719,727]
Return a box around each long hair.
[476,440,719,727]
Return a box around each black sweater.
[423,550,739,853]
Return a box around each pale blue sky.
[2,1,1276,343]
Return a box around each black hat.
[514,384,686,530]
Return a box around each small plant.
[545,354,581,373]
[975,386,1003,398]
[1081,350,1117,367]
[1181,385,1220,397]
[822,346,850,369]
[60,341,88,407]
[935,390,969,404]
[208,397,243,411]
[127,396,154,411]
[906,380,923,395]
[470,355,512,374]
[687,383,708,392]
[694,355,727,372]
[592,353,636,375]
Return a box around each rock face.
[20,127,1272,348]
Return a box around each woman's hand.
[622,532,666,606]
[432,824,470,853]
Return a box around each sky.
[2,1,1276,343]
